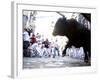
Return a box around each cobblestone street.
[23,56,90,69]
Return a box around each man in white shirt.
[23,28,30,42]
[23,28,30,57]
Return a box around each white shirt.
[31,43,38,49]
[23,31,30,41]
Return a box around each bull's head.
[53,12,76,37]
[53,17,68,36]
[52,12,89,38]
[53,17,78,38]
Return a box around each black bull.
[52,15,91,63]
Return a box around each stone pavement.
[23,56,90,69]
